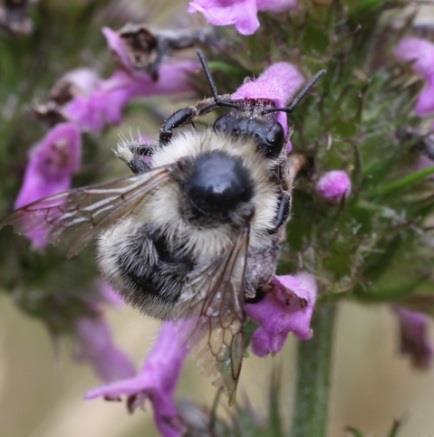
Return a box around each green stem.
[291,301,337,437]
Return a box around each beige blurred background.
[2,296,434,437]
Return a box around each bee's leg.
[115,141,155,174]
[159,50,241,145]
[268,192,291,234]
[159,96,235,145]
[245,287,266,304]
[160,107,197,145]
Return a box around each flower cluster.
[86,272,317,436]
[82,57,318,435]
[86,321,190,437]
[12,21,196,412]
[60,28,196,134]
[20,27,196,247]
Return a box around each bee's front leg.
[159,96,233,145]
[115,141,155,174]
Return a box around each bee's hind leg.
[115,141,155,174]
[268,192,291,234]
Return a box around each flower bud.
[316,170,351,203]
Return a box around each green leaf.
[368,166,434,198]
[354,278,427,303]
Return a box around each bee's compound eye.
[213,115,230,133]
[264,123,284,158]
[184,151,254,217]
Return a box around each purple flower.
[63,27,197,132]
[232,62,304,151]
[316,170,352,203]
[55,68,102,98]
[102,26,198,86]
[14,122,81,248]
[246,273,317,357]
[394,307,433,369]
[74,282,135,383]
[395,37,434,116]
[75,317,136,383]
[64,62,195,134]
[86,321,192,437]
[102,26,134,72]
[414,154,434,180]
[98,280,125,307]
[188,0,298,36]
[34,28,196,134]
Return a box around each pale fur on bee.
[98,128,283,319]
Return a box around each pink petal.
[75,317,135,383]
[58,68,101,96]
[394,307,433,369]
[395,37,434,78]
[189,0,259,35]
[14,122,81,248]
[257,0,298,12]
[86,321,192,436]
[188,0,297,35]
[64,62,196,133]
[246,272,317,357]
[232,62,304,148]
[415,76,434,116]
[102,26,133,71]
[98,281,125,307]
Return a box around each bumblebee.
[2,51,324,398]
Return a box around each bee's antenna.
[197,49,219,101]
[262,69,327,115]
[196,50,239,109]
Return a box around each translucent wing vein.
[1,165,173,256]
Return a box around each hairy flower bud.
[316,170,352,203]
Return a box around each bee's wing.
[1,165,173,256]
[186,227,250,402]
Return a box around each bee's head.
[213,114,284,159]
[175,150,255,226]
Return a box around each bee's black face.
[213,114,284,159]
[183,150,254,219]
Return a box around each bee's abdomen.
[99,223,194,319]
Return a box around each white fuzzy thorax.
[146,129,279,260]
